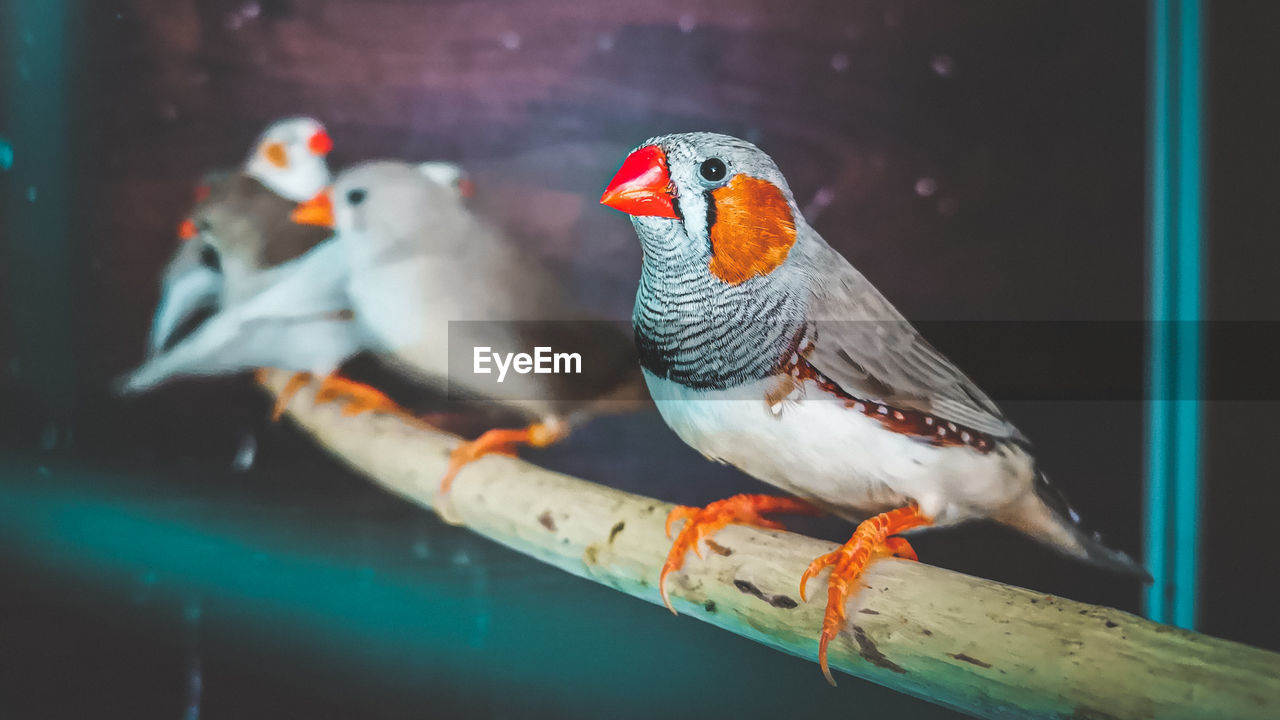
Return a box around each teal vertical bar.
[1145,0,1204,628]
[1,0,78,440]
[1171,0,1204,630]
[1144,0,1172,625]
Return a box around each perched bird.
[147,177,225,356]
[121,161,480,417]
[417,161,475,199]
[243,116,334,202]
[147,117,335,354]
[292,161,646,521]
[118,173,355,398]
[118,236,366,399]
[186,172,335,306]
[599,133,1147,684]
[126,116,401,414]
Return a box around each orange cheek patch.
[262,141,289,169]
[707,175,797,285]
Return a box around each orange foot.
[436,420,567,524]
[800,504,931,685]
[256,369,313,421]
[313,374,406,418]
[660,494,821,613]
[256,370,405,422]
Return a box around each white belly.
[349,257,454,376]
[643,370,1034,527]
[347,256,558,416]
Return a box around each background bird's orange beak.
[308,129,333,156]
[291,190,335,227]
[599,145,679,218]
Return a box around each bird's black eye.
[347,188,367,206]
[198,243,221,273]
[699,157,727,183]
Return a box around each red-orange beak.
[308,129,334,156]
[178,218,198,240]
[291,189,335,227]
[600,145,679,219]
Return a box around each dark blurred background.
[0,1,1277,718]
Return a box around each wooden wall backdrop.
[86,0,1147,361]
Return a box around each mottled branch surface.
[261,370,1280,720]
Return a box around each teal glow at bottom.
[0,460,953,719]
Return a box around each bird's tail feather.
[997,470,1152,581]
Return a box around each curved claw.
[799,551,837,602]
[819,570,853,686]
[268,371,313,422]
[439,449,468,499]
[880,536,918,561]
[436,439,508,526]
[819,631,837,686]
[753,517,788,531]
[312,374,404,418]
[800,504,931,685]
[690,530,706,559]
[657,494,820,617]
[436,423,566,527]
[659,511,702,614]
[659,561,679,614]
[665,505,696,540]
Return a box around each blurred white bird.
[291,161,646,521]
[124,154,486,427]
[147,117,335,354]
[119,172,353,397]
[120,237,363,396]
[243,116,334,202]
[417,161,475,199]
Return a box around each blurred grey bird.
[125,157,487,426]
[600,132,1148,683]
[292,160,647,522]
[147,117,335,355]
[119,173,350,395]
[146,178,225,357]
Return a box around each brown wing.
[195,174,330,269]
[804,242,1025,442]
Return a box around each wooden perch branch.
[260,370,1280,720]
